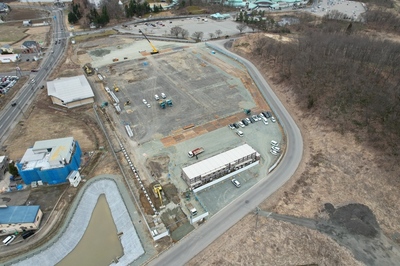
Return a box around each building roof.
[21,41,38,48]
[183,144,257,180]
[47,75,94,104]
[0,206,40,224]
[20,137,75,170]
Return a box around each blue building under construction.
[16,137,82,185]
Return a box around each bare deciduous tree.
[171,26,183,37]
[215,29,222,38]
[236,23,247,33]
[192,31,204,42]
[208,32,215,39]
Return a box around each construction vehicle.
[188,147,204,158]
[166,99,173,107]
[153,184,164,207]
[159,100,166,109]
[113,83,119,92]
[101,102,108,108]
[138,29,159,54]
[83,63,94,76]
[124,100,131,106]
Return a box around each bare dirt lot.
[188,35,400,265]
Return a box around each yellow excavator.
[153,183,164,207]
[113,83,119,92]
[139,29,159,54]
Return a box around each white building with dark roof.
[182,144,260,189]
[47,75,94,108]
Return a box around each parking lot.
[98,43,256,144]
[308,0,366,19]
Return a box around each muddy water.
[57,194,123,266]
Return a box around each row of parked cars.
[229,111,276,131]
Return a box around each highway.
[148,40,303,265]
[0,8,67,144]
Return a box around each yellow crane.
[138,29,159,54]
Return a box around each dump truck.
[188,147,204,158]
[186,203,197,216]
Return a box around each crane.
[138,29,159,54]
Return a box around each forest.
[251,15,400,156]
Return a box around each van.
[22,231,35,239]
[3,235,16,246]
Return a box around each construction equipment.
[113,83,119,92]
[83,63,94,76]
[166,99,173,107]
[159,100,166,109]
[124,100,131,106]
[138,29,159,54]
[101,101,108,108]
[153,184,164,207]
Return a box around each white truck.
[186,203,197,216]
[188,147,204,158]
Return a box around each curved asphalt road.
[148,40,303,265]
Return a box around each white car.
[142,99,147,104]
[271,117,276,123]
[271,140,279,146]
[154,94,159,100]
[271,146,280,152]
[238,121,245,128]
[231,179,241,188]
[259,113,265,118]
[270,149,279,156]
[262,117,268,125]
[236,130,244,137]
[252,115,259,121]
[161,92,166,99]
[146,103,151,108]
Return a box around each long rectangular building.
[182,144,260,189]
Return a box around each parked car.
[270,149,279,156]
[271,117,276,123]
[161,92,166,99]
[231,178,241,188]
[242,119,248,126]
[142,99,147,104]
[236,130,244,137]
[252,115,259,121]
[266,111,272,118]
[259,113,265,118]
[154,94,159,100]
[2,235,16,246]
[249,116,256,123]
[271,146,280,152]
[245,117,251,124]
[262,117,268,125]
[146,103,151,108]
[22,231,35,240]
[233,123,239,129]
[238,121,245,128]
[228,124,235,130]
[271,140,279,146]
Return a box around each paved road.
[148,39,303,265]
[0,8,67,144]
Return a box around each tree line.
[250,29,400,155]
